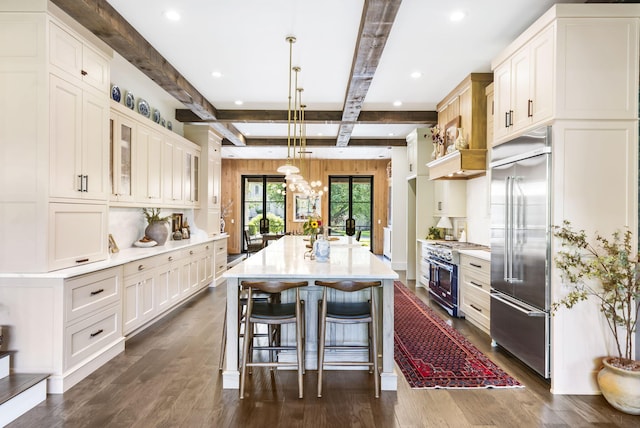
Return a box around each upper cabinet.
[493,25,554,142]
[0,8,113,273]
[405,127,431,179]
[109,101,201,209]
[428,73,493,180]
[491,5,639,145]
[184,125,224,237]
[49,21,110,93]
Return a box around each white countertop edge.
[458,249,491,261]
[1,234,229,279]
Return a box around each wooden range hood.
[427,148,486,180]
[428,73,492,180]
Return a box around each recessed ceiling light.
[393,100,402,107]
[388,132,395,137]
[164,10,181,21]
[211,71,222,78]
[317,132,324,136]
[410,71,422,79]
[450,10,465,22]
[234,100,243,105]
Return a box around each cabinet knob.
[81,69,88,76]
[138,264,145,271]
[168,256,173,262]
[190,250,194,255]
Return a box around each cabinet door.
[81,43,109,93]
[406,139,416,177]
[111,114,135,202]
[212,143,221,209]
[492,62,512,142]
[123,268,157,335]
[50,75,82,199]
[529,25,554,125]
[510,47,531,132]
[433,181,466,218]
[157,256,181,312]
[82,90,109,200]
[49,21,83,82]
[136,124,162,203]
[48,203,108,271]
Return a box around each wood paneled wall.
[221,158,390,255]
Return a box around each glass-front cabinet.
[110,113,134,202]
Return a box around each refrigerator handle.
[503,176,511,282]
[491,292,547,317]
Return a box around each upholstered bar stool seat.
[315,280,381,398]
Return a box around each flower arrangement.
[302,215,322,237]
[552,220,640,363]
[430,125,445,158]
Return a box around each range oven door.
[428,258,457,316]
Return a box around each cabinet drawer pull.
[205,245,210,250]
[470,281,483,288]
[90,329,104,338]
[138,264,145,271]
[90,288,105,296]
[470,304,482,313]
[504,111,509,128]
[190,250,194,255]
[527,99,533,117]
[168,256,173,262]
[75,258,89,263]
[469,263,482,268]
[81,69,88,76]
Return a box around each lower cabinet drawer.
[65,303,121,370]
[65,266,122,323]
[462,283,490,334]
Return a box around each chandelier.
[276,36,300,175]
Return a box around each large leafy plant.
[553,221,640,362]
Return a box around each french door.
[241,176,286,250]
[328,176,373,249]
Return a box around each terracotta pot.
[145,221,168,245]
[597,357,640,415]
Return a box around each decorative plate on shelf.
[111,85,121,102]
[167,121,173,131]
[133,238,157,248]
[138,99,150,118]
[125,91,135,109]
[161,118,166,127]
[153,109,161,124]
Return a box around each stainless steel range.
[424,241,483,318]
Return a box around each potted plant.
[142,208,170,245]
[553,220,640,414]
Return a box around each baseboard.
[46,338,125,394]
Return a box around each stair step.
[0,373,49,407]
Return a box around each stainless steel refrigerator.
[490,126,551,379]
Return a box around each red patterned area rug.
[394,281,523,389]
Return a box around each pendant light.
[277,36,300,175]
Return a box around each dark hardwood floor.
[9,273,639,427]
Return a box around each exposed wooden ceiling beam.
[225,138,407,147]
[176,109,437,124]
[336,0,403,147]
[50,0,246,146]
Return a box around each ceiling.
[54,0,590,159]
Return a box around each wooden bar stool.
[315,280,381,398]
[239,280,306,399]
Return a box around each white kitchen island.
[222,235,399,391]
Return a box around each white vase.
[314,235,330,262]
[454,127,467,150]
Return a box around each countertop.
[0,234,228,279]
[458,248,491,261]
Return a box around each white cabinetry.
[492,7,639,146]
[184,125,224,236]
[123,256,159,335]
[135,123,163,204]
[110,111,135,203]
[493,25,554,142]
[0,9,112,273]
[416,240,430,288]
[433,181,466,218]
[405,128,430,178]
[459,253,491,334]
[0,266,124,393]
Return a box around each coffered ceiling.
[52,0,588,159]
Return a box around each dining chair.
[243,230,263,256]
[315,280,381,398]
[239,280,307,399]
